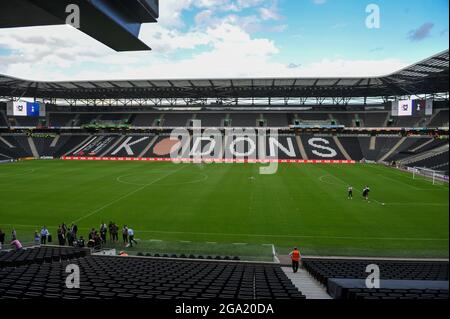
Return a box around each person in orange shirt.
[289,247,301,273]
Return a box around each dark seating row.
[136,252,240,261]
[344,288,448,300]
[0,246,88,268]
[303,258,449,285]
[0,247,304,300]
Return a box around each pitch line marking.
[370,164,448,190]
[115,171,209,187]
[72,165,186,224]
[376,174,421,190]
[4,223,448,242]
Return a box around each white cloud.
[0,0,409,82]
[259,7,281,21]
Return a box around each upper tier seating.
[329,113,354,127]
[49,113,75,127]
[195,113,225,127]
[428,110,449,128]
[263,113,290,127]
[0,111,9,127]
[163,113,192,127]
[297,113,329,123]
[228,113,259,127]
[14,117,40,127]
[132,113,161,127]
[360,112,388,127]
[390,116,423,127]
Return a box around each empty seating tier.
[0,246,305,300]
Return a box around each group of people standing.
[0,222,138,251]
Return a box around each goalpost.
[412,167,447,185]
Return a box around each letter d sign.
[66,264,80,289]
[365,264,380,289]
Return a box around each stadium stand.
[406,151,449,174]
[229,113,259,127]
[0,135,33,158]
[329,113,354,127]
[297,113,330,124]
[14,117,40,127]
[195,113,226,127]
[390,116,424,128]
[77,114,101,126]
[304,258,449,283]
[52,135,93,157]
[0,246,305,300]
[0,110,9,127]
[48,113,75,127]
[300,134,347,160]
[163,113,193,127]
[32,136,55,158]
[132,113,161,127]
[359,112,389,127]
[263,113,290,127]
[337,137,365,161]
[303,258,449,300]
[335,287,448,300]
[428,110,449,128]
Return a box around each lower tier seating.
[303,258,449,284]
[0,246,305,300]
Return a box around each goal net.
[412,167,447,185]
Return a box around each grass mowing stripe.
[2,223,447,241]
[72,164,186,224]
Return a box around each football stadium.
[0,0,449,308]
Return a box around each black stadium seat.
[0,246,305,300]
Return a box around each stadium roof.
[0,50,448,102]
[0,0,159,51]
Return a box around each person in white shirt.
[40,226,49,244]
[127,228,138,247]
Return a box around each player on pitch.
[347,186,353,199]
[362,186,370,201]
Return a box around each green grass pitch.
[0,160,448,259]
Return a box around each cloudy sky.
[0,0,448,81]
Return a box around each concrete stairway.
[27,136,39,158]
[282,267,332,299]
